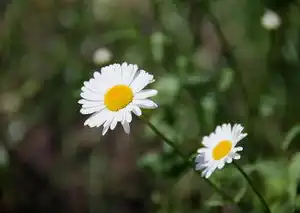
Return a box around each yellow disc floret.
[104,85,133,111]
[212,140,232,160]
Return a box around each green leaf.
[144,111,178,144]
[205,197,224,207]
[248,160,288,201]
[152,74,180,105]
[288,152,300,203]
[295,195,300,209]
[281,124,300,151]
[159,1,193,53]
[234,178,247,203]
[137,152,162,174]
[218,68,234,92]
[151,32,166,63]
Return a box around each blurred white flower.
[79,62,158,135]
[0,92,21,113]
[195,123,247,178]
[261,10,281,30]
[8,120,26,143]
[93,48,112,65]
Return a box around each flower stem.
[145,120,186,159]
[143,118,238,206]
[233,161,271,213]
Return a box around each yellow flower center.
[212,140,232,160]
[104,85,134,111]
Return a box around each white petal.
[93,71,101,79]
[130,70,154,93]
[224,123,232,138]
[202,136,213,147]
[225,157,233,164]
[129,64,139,84]
[81,102,104,108]
[216,125,222,134]
[132,105,142,116]
[201,167,210,177]
[196,163,207,171]
[236,133,247,143]
[100,65,118,88]
[78,99,103,107]
[232,124,247,144]
[80,91,102,102]
[84,78,106,94]
[197,148,209,154]
[133,99,158,109]
[81,85,100,95]
[122,122,130,134]
[232,153,241,160]
[112,63,122,84]
[80,105,105,114]
[232,124,240,138]
[120,62,129,84]
[203,164,217,178]
[82,81,99,94]
[134,89,158,99]
[114,111,123,122]
[195,154,208,170]
[126,111,132,123]
[233,146,243,152]
[219,123,229,138]
[102,119,112,135]
[120,111,126,124]
[122,63,139,85]
[84,110,109,128]
[195,154,205,163]
[221,123,227,132]
[102,125,110,135]
[110,117,118,130]
[217,161,225,169]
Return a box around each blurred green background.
[1,0,300,213]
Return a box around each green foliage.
[282,125,300,151]
[1,0,300,212]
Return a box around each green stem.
[233,162,271,213]
[143,118,238,206]
[145,120,186,159]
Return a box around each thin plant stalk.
[233,162,271,213]
[143,118,238,206]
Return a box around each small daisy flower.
[261,9,281,30]
[79,62,158,135]
[195,123,247,178]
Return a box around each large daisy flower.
[195,123,247,178]
[79,62,158,135]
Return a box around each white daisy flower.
[79,62,158,135]
[195,123,247,178]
